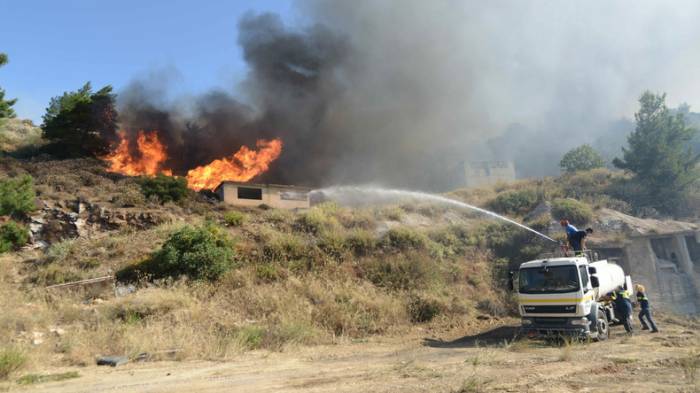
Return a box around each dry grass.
[0,158,513,373]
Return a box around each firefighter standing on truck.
[559,220,593,256]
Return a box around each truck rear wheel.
[594,309,609,341]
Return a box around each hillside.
[0,157,699,392]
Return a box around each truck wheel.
[594,310,609,341]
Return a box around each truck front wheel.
[594,309,609,341]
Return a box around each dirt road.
[11,318,699,393]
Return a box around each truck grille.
[523,305,576,314]
[533,317,568,325]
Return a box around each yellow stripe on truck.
[519,294,593,304]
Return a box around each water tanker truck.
[509,251,633,340]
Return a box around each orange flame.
[185,139,283,191]
[104,131,172,176]
[103,131,282,191]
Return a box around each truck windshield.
[519,265,580,294]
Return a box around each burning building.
[102,130,283,192]
[215,182,310,209]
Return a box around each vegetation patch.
[139,174,188,204]
[487,188,539,216]
[117,224,234,281]
[0,174,35,217]
[551,198,593,225]
[16,371,80,385]
[0,220,29,254]
[0,348,26,380]
[223,210,247,227]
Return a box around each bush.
[255,264,286,283]
[112,187,145,207]
[0,348,26,380]
[139,174,188,204]
[0,221,29,253]
[0,175,35,217]
[381,227,428,251]
[559,144,605,173]
[360,253,434,290]
[223,211,246,227]
[487,189,538,216]
[119,224,234,281]
[407,295,443,323]
[296,207,338,234]
[261,231,308,262]
[344,229,376,256]
[551,198,593,226]
[318,229,346,260]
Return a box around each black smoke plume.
[117,1,700,189]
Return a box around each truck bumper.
[521,317,592,338]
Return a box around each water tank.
[589,260,626,298]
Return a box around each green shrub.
[361,253,434,290]
[0,348,26,380]
[235,325,265,350]
[255,264,285,283]
[318,229,346,260]
[381,227,428,251]
[551,198,593,226]
[559,144,605,173]
[478,223,547,266]
[262,231,308,262]
[138,174,188,203]
[487,189,538,216]
[407,295,443,322]
[344,229,376,256]
[0,175,35,217]
[0,221,29,253]
[118,224,234,281]
[223,211,246,227]
[296,208,337,234]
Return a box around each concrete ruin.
[591,209,700,314]
[215,182,311,209]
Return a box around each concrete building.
[451,161,516,189]
[591,209,700,314]
[215,182,311,210]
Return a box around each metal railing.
[537,247,600,261]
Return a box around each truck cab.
[511,252,631,340]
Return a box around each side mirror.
[588,267,597,274]
[507,271,514,291]
[590,276,600,288]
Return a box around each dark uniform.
[637,291,659,332]
[612,289,634,333]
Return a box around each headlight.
[570,318,589,326]
[521,319,533,325]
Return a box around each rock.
[114,284,136,297]
[32,331,44,345]
[96,355,129,367]
[49,326,66,337]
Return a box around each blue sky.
[0,0,295,123]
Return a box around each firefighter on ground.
[560,220,593,256]
[611,287,634,333]
[635,284,659,333]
